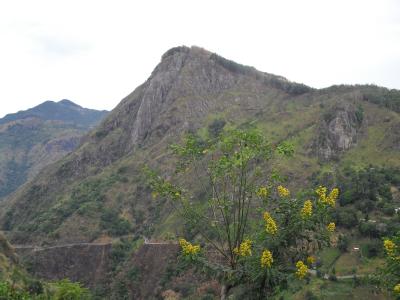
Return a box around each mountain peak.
[58,99,82,108]
[0,100,108,127]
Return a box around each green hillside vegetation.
[0,46,399,298]
[0,100,108,198]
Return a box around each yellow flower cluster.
[384,239,396,258]
[315,186,327,200]
[327,222,336,232]
[179,238,200,255]
[233,239,252,257]
[306,256,315,265]
[261,249,273,268]
[295,261,308,279]
[329,188,339,203]
[394,283,400,294]
[301,200,313,219]
[263,212,278,235]
[256,186,268,198]
[315,186,339,207]
[277,185,290,197]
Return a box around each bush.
[334,208,358,228]
[361,240,382,258]
[355,199,375,213]
[337,234,349,252]
[100,209,131,236]
[0,281,30,300]
[359,222,381,238]
[53,279,91,300]
[208,119,226,138]
[382,204,395,216]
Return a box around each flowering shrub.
[145,129,337,298]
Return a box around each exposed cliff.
[313,101,364,160]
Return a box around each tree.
[146,128,337,299]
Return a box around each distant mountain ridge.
[0,99,108,128]
[0,100,108,198]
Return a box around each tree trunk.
[220,284,231,300]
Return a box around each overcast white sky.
[0,0,399,117]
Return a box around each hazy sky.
[0,0,399,117]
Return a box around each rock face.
[314,102,363,160]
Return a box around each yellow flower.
[151,191,159,199]
[261,249,273,268]
[316,186,339,207]
[384,239,396,258]
[179,238,200,255]
[263,212,278,235]
[301,200,313,219]
[394,283,400,294]
[295,261,308,279]
[327,222,335,232]
[256,186,268,198]
[233,239,252,257]
[277,185,290,197]
[306,256,315,265]
[315,185,327,202]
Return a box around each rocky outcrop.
[313,102,363,160]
